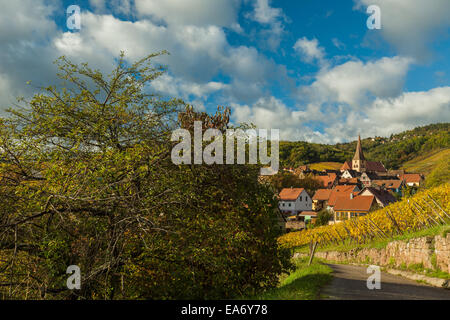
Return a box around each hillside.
[280,123,450,170]
[308,162,342,171]
[401,149,450,175]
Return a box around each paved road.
[321,264,450,300]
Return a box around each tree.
[0,53,291,300]
[314,209,333,227]
[265,171,322,196]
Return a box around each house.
[315,172,338,189]
[298,211,318,225]
[333,194,376,222]
[358,187,397,207]
[341,169,360,179]
[312,189,332,211]
[371,179,404,195]
[327,185,361,210]
[278,187,312,215]
[360,172,380,187]
[400,173,424,187]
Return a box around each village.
[277,136,425,232]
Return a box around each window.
[288,203,291,207]
[299,196,302,201]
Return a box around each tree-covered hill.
[280,123,450,170]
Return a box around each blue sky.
[0,0,449,143]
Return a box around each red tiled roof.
[359,187,397,206]
[334,195,375,212]
[339,178,359,184]
[299,211,317,217]
[372,180,403,189]
[401,173,423,183]
[279,188,305,201]
[341,161,352,171]
[328,185,358,207]
[312,189,332,201]
[315,173,337,188]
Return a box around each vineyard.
[278,184,450,249]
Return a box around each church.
[340,135,387,174]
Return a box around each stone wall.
[294,233,450,274]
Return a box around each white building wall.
[279,190,312,213]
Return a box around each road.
[321,263,450,300]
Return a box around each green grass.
[248,258,333,300]
[389,262,450,280]
[401,148,450,176]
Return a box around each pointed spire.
[353,134,365,161]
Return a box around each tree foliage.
[265,171,322,196]
[0,52,291,300]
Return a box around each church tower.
[352,135,366,172]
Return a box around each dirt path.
[321,263,450,300]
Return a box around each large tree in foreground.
[0,52,290,299]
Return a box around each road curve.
[321,263,450,300]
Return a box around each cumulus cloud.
[151,73,229,100]
[366,87,450,134]
[0,1,288,114]
[354,0,450,59]
[135,0,241,27]
[231,96,327,141]
[0,0,60,110]
[293,37,326,65]
[251,0,283,24]
[302,56,413,107]
[247,0,288,50]
[52,11,286,103]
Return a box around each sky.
[0,0,449,143]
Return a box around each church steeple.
[353,135,365,161]
[352,135,366,172]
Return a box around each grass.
[397,263,450,280]
[248,258,333,300]
[308,162,343,171]
[401,148,450,175]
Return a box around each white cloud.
[52,11,286,104]
[135,0,240,27]
[303,56,413,107]
[355,0,450,59]
[251,0,283,24]
[248,0,287,50]
[151,73,229,99]
[231,96,329,142]
[293,37,326,65]
[366,86,450,134]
